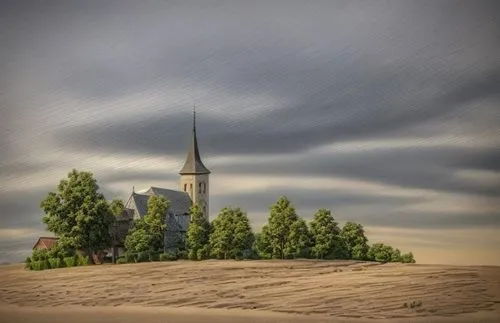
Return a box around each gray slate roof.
[124,186,192,232]
[179,113,210,175]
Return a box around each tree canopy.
[124,195,170,254]
[186,204,211,260]
[209,207,253,259]
[339,221,370,260]
[309,209,344,259]
[40,169,114,255]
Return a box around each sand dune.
[0,260,499,322]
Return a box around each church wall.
[180,174,209,219]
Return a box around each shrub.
[176,250,188,260]
[150,252,160,262]
[160,251,178,261]
[76,255,89,266]
[48,258,63,269]
[30,260,47,271]
[31,249,49,261]
[124,252,136,263]
[64,256,76,267]
[136,251,150,263]
[116,257,128,264]
[25,257,32,270]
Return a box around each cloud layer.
[1,0,499,265]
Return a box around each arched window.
[184,183,187,192]
[199,182,202,193]
[190,183,193,193]
[203,182,206,194]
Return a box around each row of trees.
[182,196,415,263]
[32,169,415,270]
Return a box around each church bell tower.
[179,108,210,219]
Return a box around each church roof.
[132,187,192,216]
[179,109,210,175]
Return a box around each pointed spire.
[179,106,210,175]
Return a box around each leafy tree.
[186,204,211,260]
[391,248,402,262]
[143,195,169,251]
[400,252,416,263]
[262,196,300,259]
[339,222,370,260]
[209,207,254,259]
[41,169,114,256]
[309,209,344,259]
[231,207,254,259]
[254,230,272,259]
[286,218,312,258]
[109,199,125,217]
[124,195,170,255]
[367,243,395,263]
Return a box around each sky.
[1,0,499,265]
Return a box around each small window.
[184,184,187,191]
[203,183,206,194]
[199,182,202,193]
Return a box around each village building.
[33,237,59,251]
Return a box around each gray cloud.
[1,0,500,263]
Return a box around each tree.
[209,207,254,259]
[41,169,114,257]
[339,222,370,260]
[109,199,125,217]
[367,243,395,263]
[309,209,343,259]
[286,218,312,258]
[400,252,416,263]
[262,196,300,259]
[254,230,273,259]
[186,204,211,260]
[144,195,169,252]
[124,195,169,255]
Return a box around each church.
[113,111,211,256]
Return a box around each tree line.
[26,170,414,270]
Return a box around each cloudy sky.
[1,0,499,265]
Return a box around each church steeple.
[179,107,210,175]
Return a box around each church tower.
[179,108,211,219]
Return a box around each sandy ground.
[0,260,499,323]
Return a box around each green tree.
[109,199,125,217]
[144,195,169,251]
[309,209,343,259]
[41,169,114,257]
[286,218,312,258]
[262,196,300,259]
[186,204,211,260]
[367,243,394,263]
[124,195,170,255]
[391,248,402,262]
[254,230,272,259]
[209,207,254,259]
[339,222,369,260]
[400,252,416,263]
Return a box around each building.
[113,110,211,255]
[33,237,59,250]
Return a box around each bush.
[30,260,47,271]
[116,257,128,264]
[64,256,76,267]
[136,251,150,263]
[24,257,32,270]
[150,252,160,262]
[48,258,64,269]
[160,251,178,261]
[124,252,136,263]
[176,249,188,260]
[76,255,89,266]
[31,249,49,261]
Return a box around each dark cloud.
[1,0,500,263]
